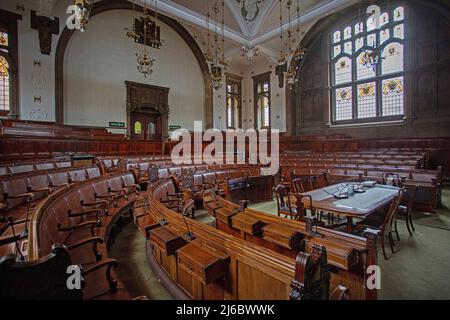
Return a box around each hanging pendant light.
[74,0,93,32]
[205,0,226,90]
[135,3,156,77]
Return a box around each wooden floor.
[110,188,450,300]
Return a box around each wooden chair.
[356,189,406,260]
[395,184,419,238]
[274,184,294,219]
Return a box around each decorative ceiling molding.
[249,0,359,46]
[149,0,357,48]
[224,0,251,36]
[153,0,248,45]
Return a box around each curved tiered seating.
[11,171,141,299]
[134,177,375,300]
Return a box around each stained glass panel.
[367,33,376,47]
[333,45,341,58]
[355,37,364,51]
[367,16,376,32]
[0,32,8,47]
[394,7,404,22]
[357,51,376,80]
[394,24,404,39]
[380,29,390,45]
[382,77,404,116]
[335,57,352,85]
[382,42,403,75]
[333,31,341,43]
[344,42,352,55]
[355,22,363,35]
[357,82,377,119]
[344,27,352,40]
[380,13,389,27]
[0,56,9,111]
[335,87,353,121]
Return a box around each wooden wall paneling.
[236,261,289,300]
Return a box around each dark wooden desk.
[300,183,400,233]
[225,175,273,204]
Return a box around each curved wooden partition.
[136,177,377,300]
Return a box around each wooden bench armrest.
[82,258,119,293]
[58,220,99,237]
[124,184,139,189]
[4,192,34,200]
[95,194,117,200]
[28,187,52,194]
[109,188,128,194]
[52,183,70,188]
[68,209,100,220]
[81,200,109,207]
[67,236,103,250]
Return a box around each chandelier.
[128,1,162,77]
[205,0,227,90]
[74,0,93,32]
[136,50,155,78]
[276,0,305,88]
[125,1,163,49]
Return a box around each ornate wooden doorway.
[126,81,169,141]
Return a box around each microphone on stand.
[181,211,196,241]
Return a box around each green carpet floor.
[110,188,450,300]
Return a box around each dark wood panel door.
[131,112,161,141]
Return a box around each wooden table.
[300,183,401,233]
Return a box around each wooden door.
[131,113,161,141]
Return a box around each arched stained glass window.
[330,5,405,124]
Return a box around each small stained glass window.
[0,56,10,111]
[382,42,404,75]
[394,7,404,22]
[335,57,352,85]
[382,77,404,116]
[357,82,377,119]
[0,32,8,47]
[394,24,404,39]
[333,31,341,43]
[335,87,353,121]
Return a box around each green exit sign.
[109,122,126,128]
[169,125,182,130]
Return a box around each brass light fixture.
[205,0,227,90]
[135,3,157,77]
[74,0,93,32]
